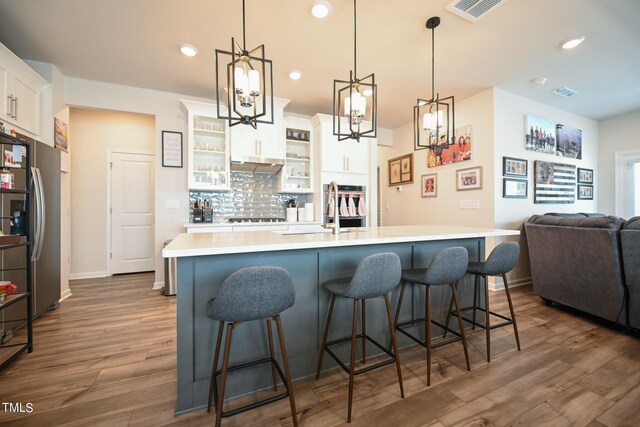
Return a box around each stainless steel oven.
[323,184,367,228]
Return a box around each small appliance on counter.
[202,199,213,223]
[191,199,203,223]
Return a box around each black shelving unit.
[0,132,32,370]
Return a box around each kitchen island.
[163,225,520,414]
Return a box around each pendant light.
[414,17,454,151]
[215,0,274,128]
[333,0,377,142]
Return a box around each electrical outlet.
[165,199,180,209]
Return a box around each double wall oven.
[323,184,367,228]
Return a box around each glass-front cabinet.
[182,100,230,191]
[282,116,313,193]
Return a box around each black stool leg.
[348,299,359,423]
[215,323,235,427]
[442,293,454,339]
[361,299,366,364]
[316,294,336,379]
[472,274,479,330]
[275,315,299,427]
[266,319,278,391]
[208,320,225,413]
[451,283,471,371]
[484,275,491,362]
[426,285,432,386]
[393,280,406,328]
[384,294,404,398]
[503,273,521,351]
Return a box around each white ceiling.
[0,0,638,128]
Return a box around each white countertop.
[184,221,322,228]
[163,225,520,258]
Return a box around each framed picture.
[388,153,413,186]
[556,123,582,159]
[525,114,556,155]
[427,124,472,168]
[503,178,528,199]
[577,167,593,184]
[456,166,482,191]
[162,130,183,168]
[54,117,69,153]
[534,160,576,204]
[578,184,594,200]
[503,156,528,177]
[421,173,437,197]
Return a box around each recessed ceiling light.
[560,36,585,49]
[289,71,302,80]
[362,88,373,96]
[311,1,331,19]
[179,44,198,57]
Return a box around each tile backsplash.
[190,172,312,222]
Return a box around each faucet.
[326,181,340,235]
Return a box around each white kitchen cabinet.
[281,116,313,193]
[230,97,289,159]
[182,100,230,191]
[313,113,370,175]
[0,43,47,136]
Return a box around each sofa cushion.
[623,216,640,230]
[544,212,587,218]
[528,214,625,230]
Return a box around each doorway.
[108,150,155,274]
[615,149,640,218]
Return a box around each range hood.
[230,156,285,174]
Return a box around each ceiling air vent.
[552,87,578,98]
[446,0,509,23]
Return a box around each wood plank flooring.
[0,273,638,426]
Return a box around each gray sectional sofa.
[524,213,639,330]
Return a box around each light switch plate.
[468,200,480,209]
[459,200,468,209]
[165,199,180,209]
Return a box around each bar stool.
[445,242,521,362]
[394,246,470,386]
[206,266,298,427]
[316,253,404,423]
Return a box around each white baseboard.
[488,276,532,292]
[59,289,72,302]
[153,281,164,291]
[69,271,108,281]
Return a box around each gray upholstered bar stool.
[206,266,298,427]
[316,253,404,423]
[394,246,471,386]
[445,242,521,362]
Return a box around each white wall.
[378,89,496,228]
[492,88,598,286]
[597,108,640,215]
[65,77,218,287]
[69,107,155,279]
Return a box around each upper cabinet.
[281,116,313,193]
[313,114,370,175]
[0,43,48,136]
[182,100,230,191]
[229,97,289,160]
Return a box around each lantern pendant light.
[215,0,274,128]
[414,16,455,151]
[333,0,377,142]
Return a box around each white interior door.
[110,151,155,274]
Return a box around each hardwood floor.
[0,273,638,426]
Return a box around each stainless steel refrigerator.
[2,134,60,336]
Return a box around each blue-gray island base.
[165,226,519,414]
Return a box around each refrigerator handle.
[34,168,46,261]
[30,167,42,262]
